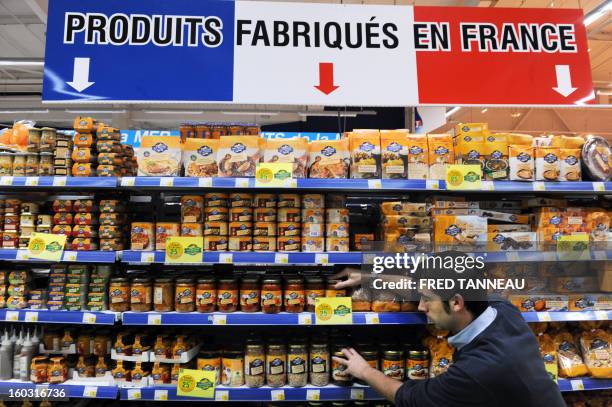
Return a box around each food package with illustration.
[406,134,429,179]
[535,146,560,181]
[427,134,454,180]
[380,130,408,179]
[483,133,508,180]
[553,331,588,378]
[579,329,612,379]
[263,138,308,178]
[307,138,349,179]
[510,295,569,312]
[181,138,219,177]
[454,123,486,168]
[137,136,182,176]
[487,232,536,251]
[217,136,263,177]
[568,294,612,312]
[433,215,487,250]
[349,130,381,179]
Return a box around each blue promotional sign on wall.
[43,0,235,102]
[261,132,341,141]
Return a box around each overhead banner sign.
[43,0,593,106]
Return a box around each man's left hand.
[332,348,374,381]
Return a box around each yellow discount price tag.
[445,165,482,190]
[27,232,67,262]
[314,297,353,325]
[557,234,589,261]
[255,162,294,187]
[165,237,203,264]
[177,368,216,399]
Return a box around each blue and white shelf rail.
[0,309,118,325]
[0,380,118,399]
[558,378,612,392]
[0,176,117,189]
[0,249,117,263]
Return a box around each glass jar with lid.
[153,278,173,312]
[196,277,216,312]
[287,341,308,387]
[240,277,260,313]
[197,347,221,385]
[284,277,305,313]
[244,340,265,388]
[217,278,238,312]
[130,278,152,312]
[382,349,404,380]
[325,277,346,298]
[305,277,325,312]
[309,341,329,386]
[356,346,379,385]
[405,345,429,380]
[266,342,287,387]
[331,344,353,386]
[261,278,282,314]
[222,347,244,387]
[109,278,130,312]
[174,278,195,313]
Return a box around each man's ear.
[449,294,465,313]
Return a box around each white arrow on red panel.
[67,57,94,92]
[553,65,577,97]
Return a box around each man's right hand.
[332,268,362,289]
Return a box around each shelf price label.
[177,368,216,399]
[0,176,13,186]
[126,389,141,400]
[25,177,39,186]
[24,312,38,322]
[5,311,19,321]
[198,177,213,188]
[274,253,289,264]
[445,165,482,190]
[121,177,135,187]
[27,232,67,262]
[298,313,312,325]
[367,179,382,189]
[270,390,285,401]
[212,314,227,325]
[83,386,98,398]
[62,251,78,262]
[154,389,168,401]
[365,313,380,324]
[315,253,329,265]
[350,389,364,400]
[147,314,162,325]
[570,379,584,391]
[165,236,203,264]
[593,182,605,192]
[215,390,229,401]
[306,389,320,401]
[255,163,294,187]
[82,312,97,324]
[234,178,250,188]
[52,177,67,187]
[533,182,546,191]
[219,253,233,264]
[315,297,352,325]
[159,177,174,187]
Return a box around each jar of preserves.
[305,277,325,312]
[261,278,282,314]
[217,278,238,312]
[93,334,109,356]
[179,123,196,142]
[240,277,260,313]
[196,277,216,313]
[76,334,91,356]
[245,341,265,388]
[95,356,108,377]
[12,154,26,176]
[382,349,404,380]
[38,154,53,176]
[30,356,48,383]
[284,277,305,313]
[109,278,130,312]
[331,345,353,386]
[153,278,174,312]
[48,356,67,384]
[25,154,39,176]
[40,127,56,152]
[174,278,195,313]
[266,342,287,387]
[287,342,308,387]
[197,348,221,384]
[309,341,329,386]
[152,362,171,385]
[325,277,346,298]
[0,154,12,175]
[196,123,211,139]
[222,348,244,387]
[130,278,152,312]
[356,347,379,385]
[406,347,429,380]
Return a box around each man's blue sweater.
[395,301,565,406]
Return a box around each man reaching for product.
[331,259,565,407]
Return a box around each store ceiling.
[0,0,610,132]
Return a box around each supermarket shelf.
[119,384,383,401]
[121,250,610,265]
[121,311,428,326]
[521,311,612,323]
[121,250,363,265]
[558,378,612,392]
[0,380,118,399]
[0,309,118,325]
[0,176,117,189]
[118,177,612,193]
[0,249,117,263]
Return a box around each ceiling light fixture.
[298,112,358,118]
[444,107,461,118]
[143,110,204,115]
[481,108,488,113]
[0,60,44,67]
[584,0,612,26]
[65,109,127,114]
[221,111,280,116]
[0,109,49,114]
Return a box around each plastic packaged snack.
[263,138,308,178]
[307,139,349,179]
[182,138,219,177]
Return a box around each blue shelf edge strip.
[0,382,118,399]
[0,250,116,263]
[0,176,117,188]
[120,311,611,326]
[0,309,117,325]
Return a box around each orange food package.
[536,333,559,382]
[579,329,612,379]
[263,138,308,178]
[307,139,349,179]
[535,147,560,181]
[181,138,219,177]
[217,136,262,177]
[380,130,408,179]
[349,131,381,179]
[427,134,454,180]
[559,149,582,182]
[406,134,428,180]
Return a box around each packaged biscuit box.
[509,145,535,181]
[137,136,182,176]
[349,131,381,179]
[263,138,308,178]
[307,139,349,179]
[454,123,486,167]
[510,295,569,312]
[568,294,612,312]
[487,232,536,251]
[433,215,487,246]
[427,134,454,180]
[559,149,581,181]
[218,136,263,177]
[380,202,427,217]
[478,209,529,224]
[380,130,408,179]
[181,138,219,177]
[535,147,560,181]
[406,134,428,179]
[483,133,508,180]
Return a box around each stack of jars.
[179,122,260,141]
[111,275,346,314]
[2,199,22,248]
[0,127,57,177]
[51,199,99,251]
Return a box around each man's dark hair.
[414,251,490,319]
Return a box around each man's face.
[418,290,454,331]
